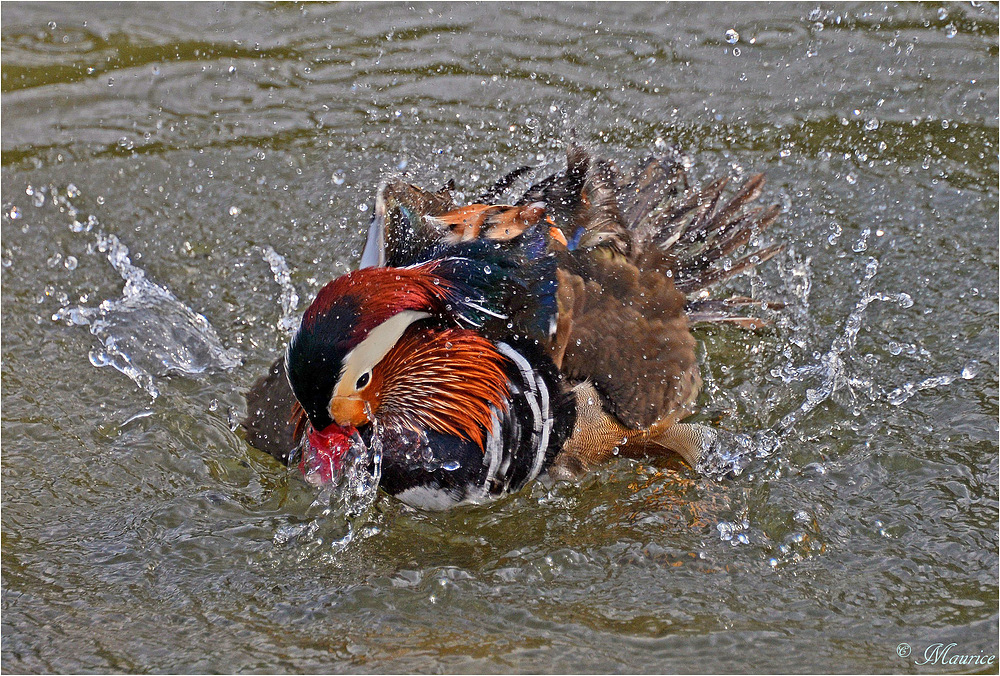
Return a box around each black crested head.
[286,293,362,431]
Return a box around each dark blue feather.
[417,226,557,342]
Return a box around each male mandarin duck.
[242,144,783,509]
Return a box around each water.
[3,3,997,672]
[54,228,242,398]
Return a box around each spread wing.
[535,144,783,429]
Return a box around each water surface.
[2,2,997,673]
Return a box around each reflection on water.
[2,2,997,673]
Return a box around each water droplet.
[228,65,237,74]
[852,227,870,252]
[46,253,63,268]
[228,206,241,216]
[66,184,80,198]
[887,386,912,406]
[961,361,979,380]
[864,118,879,131]
[442,460,461,471]
[732,47,741,57]
[48,21,57,29]
[8,206,21,220]
[64,256,78,271]
[793,510,810,523]
[357,203,369,212]
[208,399,219,412]
[725,29,739,44]
[331,170,345,186]
[945,23,957,38]
[89,348,111,367]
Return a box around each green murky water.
[2,2,997,673]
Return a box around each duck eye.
[355,372,371,389]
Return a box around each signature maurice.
[897,642,997,667]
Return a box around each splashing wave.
[55,232,242,398]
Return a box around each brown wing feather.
[557,256,700,429]
[380,180,457,217]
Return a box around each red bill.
[299,423,357,486]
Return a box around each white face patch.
[333,310,430,399]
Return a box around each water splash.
[55,232,242,398]
[886,360,980,406]
[698,255,919,478]
[273,423,384,557]
[324,421,384,520]
[717,517,751,545]
[774,257,911,432]
[697,428,780,479]
[261,246,299,337]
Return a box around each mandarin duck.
[242,144,783,509]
